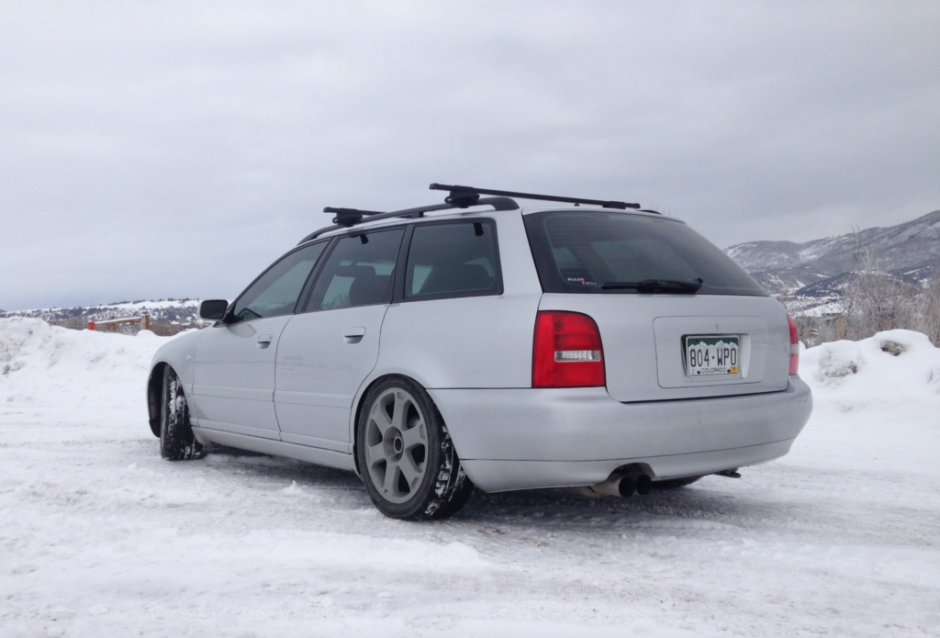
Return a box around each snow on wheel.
[357,376,473,520]
[160,366,203,461]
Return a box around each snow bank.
[792,328,940,499]
[801,329,940,412]
[0,317,169,408]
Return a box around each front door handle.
[257,334,273,348]
[344,327,366,344]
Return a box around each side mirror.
[199,299,229,321]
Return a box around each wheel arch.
[350,372,447,478]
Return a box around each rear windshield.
[523,211,766,296]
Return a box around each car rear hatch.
[524,209,792,402]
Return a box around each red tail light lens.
[788,314,800,375]
[533,311,605,388]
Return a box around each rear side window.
[524,212,766,296]
[405,221,500,300]
[305,229,404,311]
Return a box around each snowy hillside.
[1,317,939,636]
[725,209,940,314]
[0,298,203,330]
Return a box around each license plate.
[685,335,740,377]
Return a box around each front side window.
[306,229,404,311]
[405,221,500,300]
[524,212,766,296]
[231,242,327,322]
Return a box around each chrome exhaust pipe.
[567,472,650,498]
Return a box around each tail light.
[533,311,605,388]
[788,315,800,375]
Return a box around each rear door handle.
[344,327,366,344]
[257,334,273,348]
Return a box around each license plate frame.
[684,335,740,377]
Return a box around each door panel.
[275,305,388,449]
[192,316,292,439]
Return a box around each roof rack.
[430,183,641,210]
[298,195,518,244]
[298,182,646,244]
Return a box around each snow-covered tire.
[356,376,474,520]
[651,476,703,490]
[160,366,203,461]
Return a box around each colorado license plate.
[685,335,740,377]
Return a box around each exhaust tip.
[635,474,652,496]
[618,476,636,497]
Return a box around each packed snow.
[1,318,939,637]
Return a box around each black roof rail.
[298,195,519,244]
[429,183,642,210]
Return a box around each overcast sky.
[1,1,938,310]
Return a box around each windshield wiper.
[601,278,704,293]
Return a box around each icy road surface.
[1,318,939,637]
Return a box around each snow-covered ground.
[1,318,938,637]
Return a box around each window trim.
[296,237,339,314]
[395,218,503,304]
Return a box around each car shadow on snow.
[200,443,365,494]
[199,444,782,535]
[455,482,763,535]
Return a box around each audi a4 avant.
[147,184,812,520]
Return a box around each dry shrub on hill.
[795,234,940,347]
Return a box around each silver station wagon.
[147,184,812,520]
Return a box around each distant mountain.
[0,299,203,329]
[726,210,940,315]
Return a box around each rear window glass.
[523,212,766,296]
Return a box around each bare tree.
[912,270,940,346]
[840,229,918,340]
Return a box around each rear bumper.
[428,377,812,492]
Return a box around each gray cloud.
[1,1,938,309]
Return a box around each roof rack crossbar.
[429,183,641,210]
[298,196,519,244]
